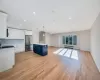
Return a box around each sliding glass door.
[62,36,66,44]
[73,35,77,45]
[62,35,77,45]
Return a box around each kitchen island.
[33,44,48,56]
[0,46,15,72]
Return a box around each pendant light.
[43,26,45,36]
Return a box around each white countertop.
[34,43,47,45]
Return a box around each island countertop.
[33,43,47,45]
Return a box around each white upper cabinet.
[7,28,25,39]
[24,30,32,35]
[0,12,7,38]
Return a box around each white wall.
[1,39,25,53]
[51,30,90,51]
[51,34,60,47]
[79,30,91,51]
[32,29,90,51]
[32,30,39,44]
[91,13,100,72]
[45,33,51,46]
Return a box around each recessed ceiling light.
[69,17,72,19]
[33,12,36,15]
[24,20,26,22]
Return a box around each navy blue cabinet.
[33,44,48,56]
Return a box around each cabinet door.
[0,12,7,38]
[7,28,25,39]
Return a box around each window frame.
[62,35,77,45]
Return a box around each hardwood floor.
[0,47,100,80]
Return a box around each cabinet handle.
[7,29,9,37]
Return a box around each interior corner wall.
[79,30,91,51]
[50,34,60,47]
[91,13,100,72]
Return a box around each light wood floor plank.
[0,47,100,80]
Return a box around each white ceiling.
[0,0,100,34]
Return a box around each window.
[62,35,77,45]
[62,36,66,44]
[69,35,72,45]
[73,35,77,45]
[66,36,68,44]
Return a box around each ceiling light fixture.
[33,12,36,15]
[24,20,26,22]
[69,17,72,19]
[43,26,45,36]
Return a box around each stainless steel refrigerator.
[25,35,32,51]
